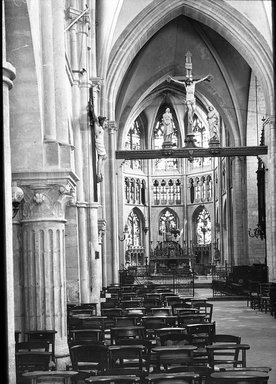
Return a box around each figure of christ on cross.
[167,74,213,132]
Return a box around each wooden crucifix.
[116,51,267,160]
[167,51,213,141]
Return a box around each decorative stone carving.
[98,219,106,244]
[22,182,76,221]
[33,192,45,204]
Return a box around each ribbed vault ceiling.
[115,15,251,146]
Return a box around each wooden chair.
[149,307,172,317]
[185,322,216,347]
[16,352,52,384]
[22,370,78,384]
[206,343,250,370]
[210,334,241,345]
[186,322,216,365]
[177,313,206,327]
[114,316,139,327]
[110,326,146,345]
[143,298,163,311]
[141,317,173,341]
[171,305,197,316]
[25,330,57,365]
[108,345,147,376]
[269,284,276,317]
[15,341,50,353]
[247,281,261,310]
[69,344,109,378]
[146,371,200,383]
[85,375,141,383]
[164,296,183,307]
[151,345,197,372]
[190,302,213,322]
[166,366,213,384]
[210,370,269,383]
[69,329,105,344]
[101,308,125,330]
[124,308,147,316]
[101,299,120,309]
[159,332,192,347]
[121,300,143,309]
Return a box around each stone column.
[98,219,107,289]
[264,117,276,281]
[40,0,56,141]
[52,1,69,145]
[3,1,16,380]
[89,203,101,308]
[232,157,248,265]
[19,175,77,368]
[107,121,119,284]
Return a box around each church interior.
[2,0,275,383]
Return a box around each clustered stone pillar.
[3,0,17,380]
[232,157,248,265]
[264,117,276,281]
[20,179,76,368]
[107,121,119,284]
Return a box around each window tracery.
[124,120,142,169]
[124,177,146,205]
[152,178,182,205]
[190,114,211,168]
[188,175,212,203]
[195,208,211,245]
[153,106,179,171]
[159,209,178,238]
[125,210,145,266]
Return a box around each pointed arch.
[106,0,273,120]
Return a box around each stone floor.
[194,288,276,383]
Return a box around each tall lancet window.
[159,209,178,238]
[126,211,142,247]
[125,120,142,169]
[195,208,211,245]
[153,106,179,171]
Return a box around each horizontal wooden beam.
[116,146,268,160]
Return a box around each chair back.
[159,333,192,346]
[69,329,104,344]
[110,326,146,345]
[210,370,269,383]
[149,308,172,316]
[85,375,141,383]
[114,316,138,327]
[191,302,213,322]
[16,351,51,383]
[207,343,250,369]
[108,345,146,373]
[70,344,108,374]
[146,371,199,383]
[186,322,216,347]
[15,341,50,352]
[177,313,206,326]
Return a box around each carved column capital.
[13,171,78,222]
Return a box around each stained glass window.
[195,208,211,245]
[126,211,142,246]
[159,210,177,236]
[191,114,211,168]
[125,120,142,169]
[154,107,179,171]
